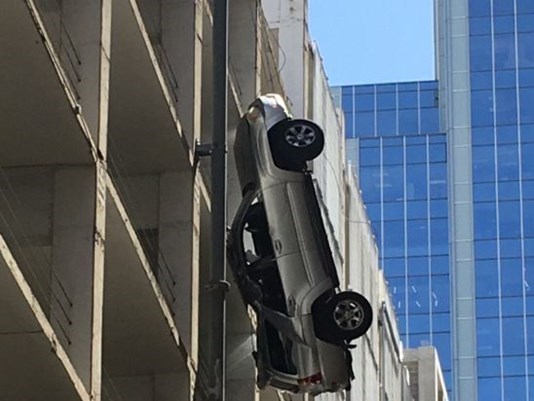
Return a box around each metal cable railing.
[0,169,73,346]
[34,0,83,100]
[154,41,180,103]
[136,0,181,105]
[107,136,178,310]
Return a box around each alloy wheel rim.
[333,299,363,331]
[284,125,316,148]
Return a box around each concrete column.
[262,0,306,116]
[417,349,439,401]
[197,193,213,398]
[92,161,107,401]
[161,0,203,148]
[98,0,112,157]
[158,171,200,367]
[51,165,106,401]
[93,1,111,395]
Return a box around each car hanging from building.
[227,94,373,395]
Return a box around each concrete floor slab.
[0,0,94,167]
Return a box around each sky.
[308,0,436,86]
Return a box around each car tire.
[316,291,373,343]
[269,119,325,170]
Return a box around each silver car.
[227,94,373,395]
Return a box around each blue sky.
[308,0,436,86]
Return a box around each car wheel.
[316,291,372,343]
[269,119,325,169]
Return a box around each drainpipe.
[210,0,228,400]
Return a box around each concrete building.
[403,347,449,401]
[0,0,279,400]
[334,80,452,394]
[438,1,534,400]
[0,0,443,400]
[345,173,415,401]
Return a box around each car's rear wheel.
[269,119,325,170]
[315,291,372,343]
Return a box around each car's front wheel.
[315,291,373,343]
[269,119,325,170]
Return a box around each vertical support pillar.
[98,0,112,157]
[161,0,203,148]
[417,349,440,401]
[51,165,105,400]
[158,171,200,367]
[261,0,306,116]
[160,4,204,396]
[92,161,107,401]
[92,1,111,398]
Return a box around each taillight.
[297,372,322,386]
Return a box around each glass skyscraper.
[336,81,453,394]
[335,1,534,400]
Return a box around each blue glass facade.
[468,1,534,400]
[336,2,534,399]
[339,81,453,391]
[343,81,440,138]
